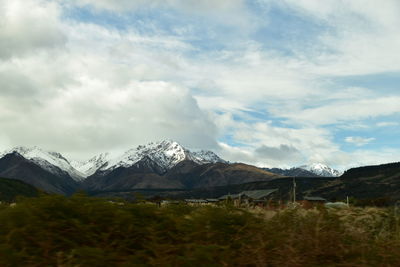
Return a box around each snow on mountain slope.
[97,140,226,174]
[191,150,225,164]
[0,141,227,179]
[0,147,85,181]
[298,163,342,177]
[71,153,110,177]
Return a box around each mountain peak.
[99,140,225,174]
[1,146,85,181]
[298,163,341,177]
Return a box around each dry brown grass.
[1,196,400,266]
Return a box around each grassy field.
[1,195,400,266]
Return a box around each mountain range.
[264,163,342,178]
[0,140,341,195]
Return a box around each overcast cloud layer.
[0,0,399,170]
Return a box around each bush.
[1,195,400,266]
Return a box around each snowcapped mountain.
[298,163,342,177]
[0,146,85,181]
[68,140,226,177]
[0,141,227,194]
[83,140,226,175]
[0,141,225,180]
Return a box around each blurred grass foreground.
[1,195,400,266]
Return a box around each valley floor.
[1,195,400,266]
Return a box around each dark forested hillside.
[308,162,400,201]
[0,177,39,202]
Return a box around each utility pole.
[293,177,296,203]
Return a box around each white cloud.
[69,0,256,31]
[278,96,400,126]
[0,78,218,160]
[262,0,400,76]
[0,0,218,160]
[376,122,399,127]
[0,0,399,171]
[0,0,66,59]
[345,136,375,147]
[72,0,246,12]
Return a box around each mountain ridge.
[264,163,341,177]
[0,140,344,196]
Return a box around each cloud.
[278,96,400,126]
[0,0,218,160]
[73,0,246,12]
[376,122,399,127]
[255,144,303,161]
[0,0,66,59]
[0,79,218,159]
[261,0,400,76]
[345,136,375,147]
[214,119,339,168]
[69,0,256,31]
[0,0,399,171]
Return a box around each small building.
[218,189,278,207]
[184,199,207,205]
[218,193,241,201]
[302,196,327,208]
[184,199,221,206]
[161,200,181,206]
[324,202,348,209]
[239,189,278,207]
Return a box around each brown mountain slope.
[82,160,283,192]
[166,161,282,189]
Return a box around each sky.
[0,0,399,170]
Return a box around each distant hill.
[0,177,39,202]
[89,176,335,201]
[307,162,400,201]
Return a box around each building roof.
[218,193,240,200]
[304,196,327,201]
[241,189,278,200]
[219,189,278,200]
[185,199,207,203]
